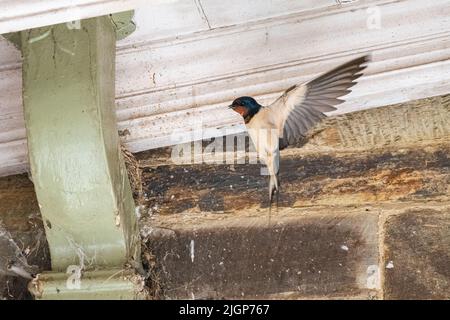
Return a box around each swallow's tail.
[268,173,280,218]
[266,148,280,218]
[268,173,279,203]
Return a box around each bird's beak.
[228,105,233,109]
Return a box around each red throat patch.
[233,106,248,118]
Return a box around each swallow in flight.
[229,55,370,211]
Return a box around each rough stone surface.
[140,147,449,216]
[384,208,450,299]
[144,211,379,299]
[305,95,450,152]
[1,96,449,300]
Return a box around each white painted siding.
[0,0,449,176]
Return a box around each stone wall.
[137,95,450,299]
[0,95,449,299]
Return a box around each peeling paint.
[28,28,52,43]
[56,44,75,56]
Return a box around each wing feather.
[269,55,370,148]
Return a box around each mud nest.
[121,144,144,206]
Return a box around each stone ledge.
[139,146,449,215]
[143,211,379,299]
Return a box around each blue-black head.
[229,96,262,123]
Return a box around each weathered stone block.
[384,208,450,299]
[140,147,449,215]
[0,174,50,299]
[144,211,379,299]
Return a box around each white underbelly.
[246,121,279,165]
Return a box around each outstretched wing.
[268,55,370,149]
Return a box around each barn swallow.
[229,55,370,212]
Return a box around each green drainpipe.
[5,12,145,299]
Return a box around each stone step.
[142,206,380,299]
[141,201,449,300]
